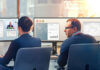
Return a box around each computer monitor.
[82,22,100,36]
[82,20,100,41]
[0,18,18,41]
[34,18,67,41]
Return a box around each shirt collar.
[72,31,81,36]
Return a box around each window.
[20,0,34,18]
[0,0,17,17]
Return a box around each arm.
[0,40,18,66]
[57,38,73,67]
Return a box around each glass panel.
[38,0,48,4]
[0,0,17,17]
[20,0,34,18]
[51,0,62,4]
[64,0,100,17]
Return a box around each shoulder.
[33,37,41,42]
[11,38,19,45]
[64,37,74,43]
[74,33,93,38]
[9,38,19,49]
[83,34,96,41]
[11,36,23,45]
[83,34,94,38]
[13,36,21,42]
[74,33,96,42]
[62,37,75,47]
[79,33,95,39]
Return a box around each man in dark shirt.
[57,18,96,69]
[0,16,41,70]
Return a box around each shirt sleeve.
[0,40,18,66]
[57,38,74,67]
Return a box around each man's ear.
[30,25,33,32]
[18,26,23,32]
[18,26,20,31]
[73,27,77,32]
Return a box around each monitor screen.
[0,18,18,41]
[82,22,100,36]
[80,18,100,41]
[34,18,67,41]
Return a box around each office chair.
[67,43,100,70]
[13,47,52,70]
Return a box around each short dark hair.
[67,18,81,31]
[18,16,33,32]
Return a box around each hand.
[0,55,4,58]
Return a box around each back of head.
[18,16,33,32]
[67,18,81,31]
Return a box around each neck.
[72,31,81,36]
[20,31,29,36]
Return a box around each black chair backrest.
[13,47,52,70]
[67,43,100,70]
